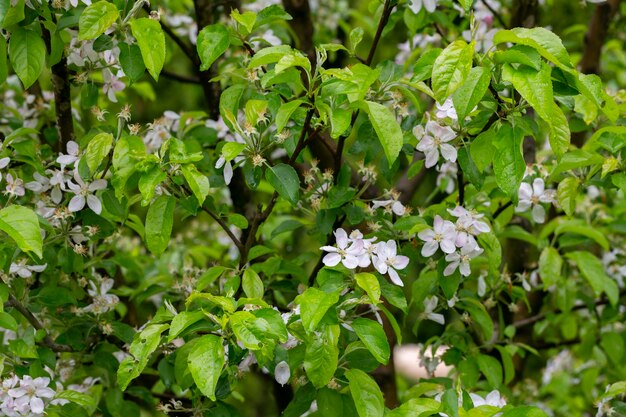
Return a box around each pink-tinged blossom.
[0,157,9,182]
[67,171,107,215]
[515,178,556,223]
[7,375,56,415]
[4,174,25,197]
[444,244,484,277]
[414,121,457,168]
[372,240,410,287]
[418,215,457,256]
[320,228,364,269]
[102,68,125,103]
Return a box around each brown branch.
[6,295,73,352]
[161,70,201,84]
[366,0,394,66]
[282,0,316,65]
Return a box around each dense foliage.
[0,0,625,416]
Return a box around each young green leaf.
[84,133,113,174]
[493,123,525,199]
[197,24,230,71]
[119,42,146,84]
[345,369,385,417]
[566,251,618,306]
[502,62,553,122]
[351,318,390,365]
[361,100,403,166]
[0,205,43,258]
[265,163,300,206]
[431,40,474,103]
[181,164,210,206]
[117,323,169,390]
[242,268,264,299]
[9,28,46,89]
[188,334,225,401]
[295,287,340,333]
[304,337,339,388]
[78,1,119,41]
[355,272,381,304]
[452,66,490,123]
[145,195,175,256]
[130,18,165,81]
[539,247,563,287]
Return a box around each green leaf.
[229,311,270,350]
[221,142,246,162]
[168,310,205,341]
[188,334,225,401]
[493,123,525,199]
[555,221,609,250]
[360,100,403,165]
[145,195,175,256]
[1,0,24,28]
[551,149,603,177]
[493,27,572,69]
[460,299,494,341]
[117,323,169,390]
[0,205,43,258]
[477,354,503,389]
[452,66,490,123]
[276,99,305,133]
[566,251,618,306]
[0,36,7,85]
[242,268,264,299]
[8,28,46,89]
[304,337,339,388]
[345,369,384,417]
[130,18,165,81]
[254,5,292,29]
[549,103,570,158]
[557,177,579,217]
[78,1,119,40]
[387,398,440,417]
[470,124,497,172]
[265,163,300,206]
[355,272,381,304]
[0,311,17,331]
[275,52,311,74]
[181,164,210,205]
[500,407,549,417]
[54,390,98,411]
[119,42,145,84]
[85,133,113,174]
[231,10,256,35]
[295,287,339,333]
[539,247,563,287]
[493,45,542,71]
[431,39,474,102]
[502,62,553,122]
[351,318,390,365]
[197,24,230,71]
[248,45,292,68]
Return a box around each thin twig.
[6,295,73,352]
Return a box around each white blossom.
[67,171,107,214]
[0,157,10,182]
[435,98,458,121]
[4,174,25,197]
[9,260,47,278]
[320,228,364,269]
[418,215,457,256]
[414,121,457,168]
[5,375,56,416]
[515,178,556,223]
[423,296,445,325]
[372,240,409,287]
[56,141,80,169]
[444,243,484,277]
[408,0,438,13]
[371,199,406,216]
[82,278,119,314]
[470,390,507,407]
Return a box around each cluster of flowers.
[320,229,410,287]
[0,375,58,417]
[418,206,490,277]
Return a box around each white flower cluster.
[414,120,457,169]
[80,277,119,315]
[0,375,57,417]
[418,207,490,277]
[515,177,556,223]
[320,229,409,287]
